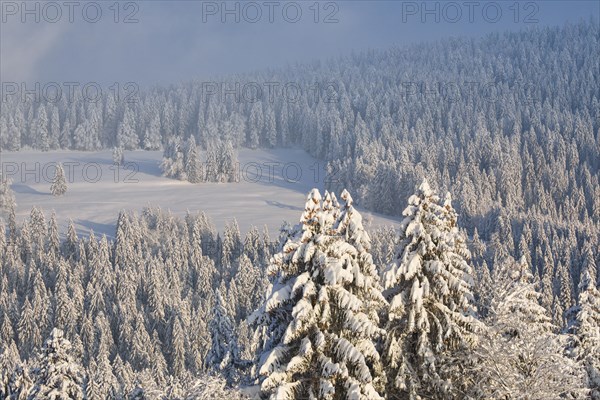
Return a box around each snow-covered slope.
[1,148,398,237]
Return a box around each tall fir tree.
[50,163,68,197]
[0,173,16,210]
[383,180,478,399]
[568,259,600,399]
[253,188,386,400]
[184,136,202,183]
[29,328,85,399]
[116,107,139,150]
[473,256,587,399]
[205,288,238,385]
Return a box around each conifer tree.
[142,113,162,150]
[475,260,493,318]
[473,257,586,399]
[50,163,68,197]
[47,212,60,255]
[221,219,242,279]
[169,316,186,377]
[161,138,186,180]
[568,260,600,398]
[29,328,85,399]
[556,262,574,327]
[113,146,125,166]
[185,136,202,183]
[36,105,50,151]
[117,107,139,150]
[253,188,386,400]
[205,288,238,384]
[383,180,478,399]
[0,173,16,211]
[17,298,42,359]
[232,254,268,321]
[540,246,556,314]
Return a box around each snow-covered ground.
[1,149,398,237]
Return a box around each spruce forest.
[0,15,599,400]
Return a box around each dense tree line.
[0,204,272,397]
[160,137,239,183]
[0,181,598,398]
[1,21,598,283]
[0,19,599,398]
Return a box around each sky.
[1,0,598,88]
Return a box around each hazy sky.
[1,1,598,87]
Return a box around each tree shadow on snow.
[76,219,116,239]
[265,200,303,211]
[11,183,50,196]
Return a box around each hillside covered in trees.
[2,20,598,268]
[1,182,598,398]
[0,19,599,399]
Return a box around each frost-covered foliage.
[567,258,600,399]
[161,137,238,184]
[1,21,598,320]
[383,180,479,399]
[473,256,587,399]
[206,140,238,183]
[161,137,187,181]
[2,328,85,399]
[253,188,387,399]
[113,146,125,166]
[50,163,67,197]
[0,206,272,397]
[185,136,203,184]
[31,328,85,399]
[205,289,239,384]
[0,179,596,397]
[0,174,16,210]
[184,374,248,399]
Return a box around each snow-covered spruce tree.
[142,113,162,151]
[232,254,269,322]
[184,374,248,399]
[3,361,34,398]
[219,141,239,183]
[50,163,68,197]
[383,180,479,399]
[474,260,493,318]
[29,328,85,399]
[253,188,386,400]
[205,141,219,182]
[35,105,50,151]
[205,288,239,385]
[185,136,203,183]
[113,146,125,166]
[567,259,600,399]
[161,137,186,180]
[116,106,139,150]
[1,342,28,396]
[556,261,575,327]
[0,173,16,211]
[473,256,587,399]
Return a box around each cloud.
[1,1,596,86]
[1,21,70,82]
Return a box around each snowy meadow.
[1,149,398,237]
